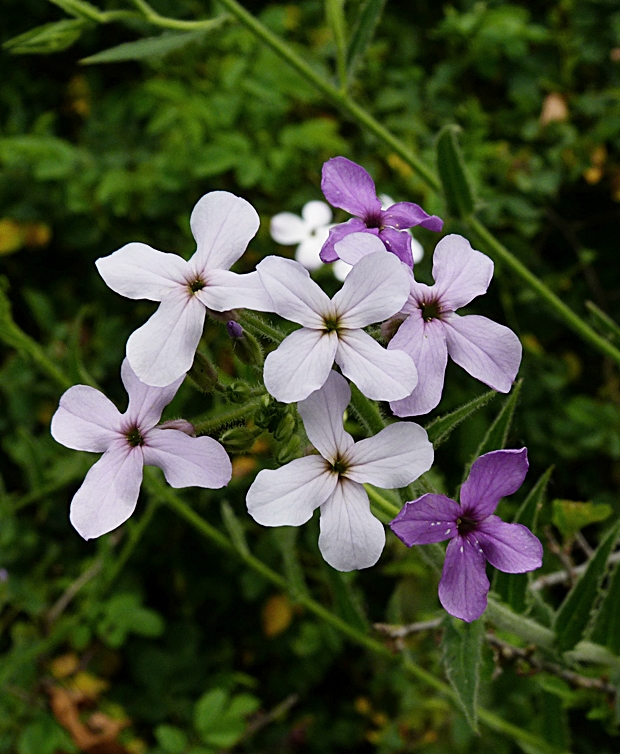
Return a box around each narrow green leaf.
[493,466,553,612]
[586,300,620,344]
[554,520,620,653]
[325,0,348,88]
[3,19,88,54]
[325,567,369,632]
[48,0,104,22]
[436,124,476,218]
[221,501,250,557]
[80,23,225,64]
[346,0,387,81]
[272,528,310,600]
[441,616,485,732]
[424,390,496,448]
[589,557,620,655]
[472,380,522,460]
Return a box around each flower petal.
[264,328,338,403]
[381,202,444,232]
[121,358,183,431]
[298,370,353,461]
[390,493,461,545]
[270,212,308,245]
[51,386,121,452]
[320,218,369,262]
[411,237,424,265]
[321,156,382,219]
[336,329,417,401]
[346,422,434,488]
[190,191,260,273]
[126,288,206,387]
[389,312,448,417]
[476,516,543,573]
[438,536,490,622]
[302,200,332,229]
[443,313,522,393]
[96,243,189,302]
[256,256,330,328]
[69,442,143,540]
[378,227,413,266]
[246,455,337,526]
[142,429,231,488]
[460,448,529,518]
[333,251,409,328]
[296,231,330,270]
[432,234,494,311]
[196,269,274,312]
[333,231,386,266]
[318,479,385,571]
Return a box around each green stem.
[349,383,386,436]
[128,0,228,30]
[365,484,400,518]
[192,396,263,435]
[238,311,286,345]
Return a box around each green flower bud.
[226,382,252,404]
[275,436,302,464]
[274,412,296,442]
[188,352,219,393]
[220,426,261,453]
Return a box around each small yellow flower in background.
[0,219,24,255]
[540,93,568,126]
[262,593,294,637]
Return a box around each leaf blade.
[441,616,485,732]
[425,390,496,448]
[346,0,387,82]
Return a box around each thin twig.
[240,694,299,742]
[544,525,577,586]
[530,551,620,591]
[47,559,103,625]
[373,618,443,638]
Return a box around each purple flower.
[390,449,542,622]
[319,157,443,267]
[51,359,232,540]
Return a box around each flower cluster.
[52,156,541,622]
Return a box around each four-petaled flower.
[247,370,434,571]
[96,191,273,387]
[390,448,542,622]
[256,251,418,403]
[51,359,232,540]
[319,156,443,267]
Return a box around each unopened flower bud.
[226,382,252,404]
[159,419,196,436]
[227,323,263,367]
[188,352,219,393]
[275,436,302,464]
[274,412,296,442]
[226,320,244,339]
[220,426,261,452]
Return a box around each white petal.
[70,442,143,540]
[411,237,424,264]
[196,269,274,312]
[246,455,337,526]
[345,421,434,488]
[257,256,330,328]
[335,329,417,401]
[264,328,338,403]
[121,358,183,430]
[270,212,308,245]
[318,479,385,571]
[332,260,352,281]
[302,200,333,229]
[432,234,494,311]
[96,243,189,302]
[295,233,329,270]
[190,191,260,272]
[298,370,354,461]
[379,194,395,210]
[333,232,385,266]
[126,288,205,387]
[333,251,409,328]
[143,429,232,488]
[51,385,121,452]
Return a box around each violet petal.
[320,218,369,262]
[378,227,414,266]
[382,202,443,232]
[476,516,543,573]
[390,493,460,546]
[460,448,529,518]
[321,157,382,218]
[438,535,489,622]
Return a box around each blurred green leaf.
[589,558,620,656]
[346,0,387,81]
[154,724,189,754]
[552,500,612,541]
[436,124,476,218]
[194,688,259,748]
[3,19,89,54]
[97,593,165,648]
[472,380,522,461]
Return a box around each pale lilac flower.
[247,370,434,571]
[270,200,351,281]
[96,192,273,387]
[256,251,418,403]
[51,359,232,540]
[390,448,542,622]
[319,157,443,267]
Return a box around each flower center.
[456,516,478,536]
[323,315,340,333]
[364,211,383,229]
[126,427,144,447]
[189,278,205,294]
[420,299,442,322]
[331,456,348,475]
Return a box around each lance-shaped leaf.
[221,501,250,557]
[586,300,620,344]
[3,19,89,55]
[424,390,496,448]
[324,566,369,632]
[346,0,387,82]
[272,528,310,600]
[554,520,620,653]
[48,0,104,22]
[436,125,476,218]
[588,557,620,655]
[441,616,485,732]
[472,379,522,461]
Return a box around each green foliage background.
[2,0,620,752]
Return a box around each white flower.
[270,200,351,281]
[256,242,418,403]
[246,370,434,571]
[96,191,273,387]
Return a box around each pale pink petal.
[298,370,353,461]
[318,479,385,571]
[460,448,529,518]
[190,191,260,273]
[390,494,460,545]
[336,329,417,401]
[438,535,490,622]
[301,200,332,229]
[432,234,494,311]
[256,256,330,328]
[196,269,274,312]
[263,328,338,403]
[69,442,143,540]
[126,288,205,387]
[321,157,382,219]
[389,312,448,417]
[246,455,337,526]
[333,251,409,328]
[476,517,543,573]
[96,243,189,301]
[51,386,121,452]
[270,212,308,245]
[320,218,369,262]
[121,358,183,431]
[443,313,522,393]
[345,421,433,488]
[142,429,231,488]
[333,232,385,266]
